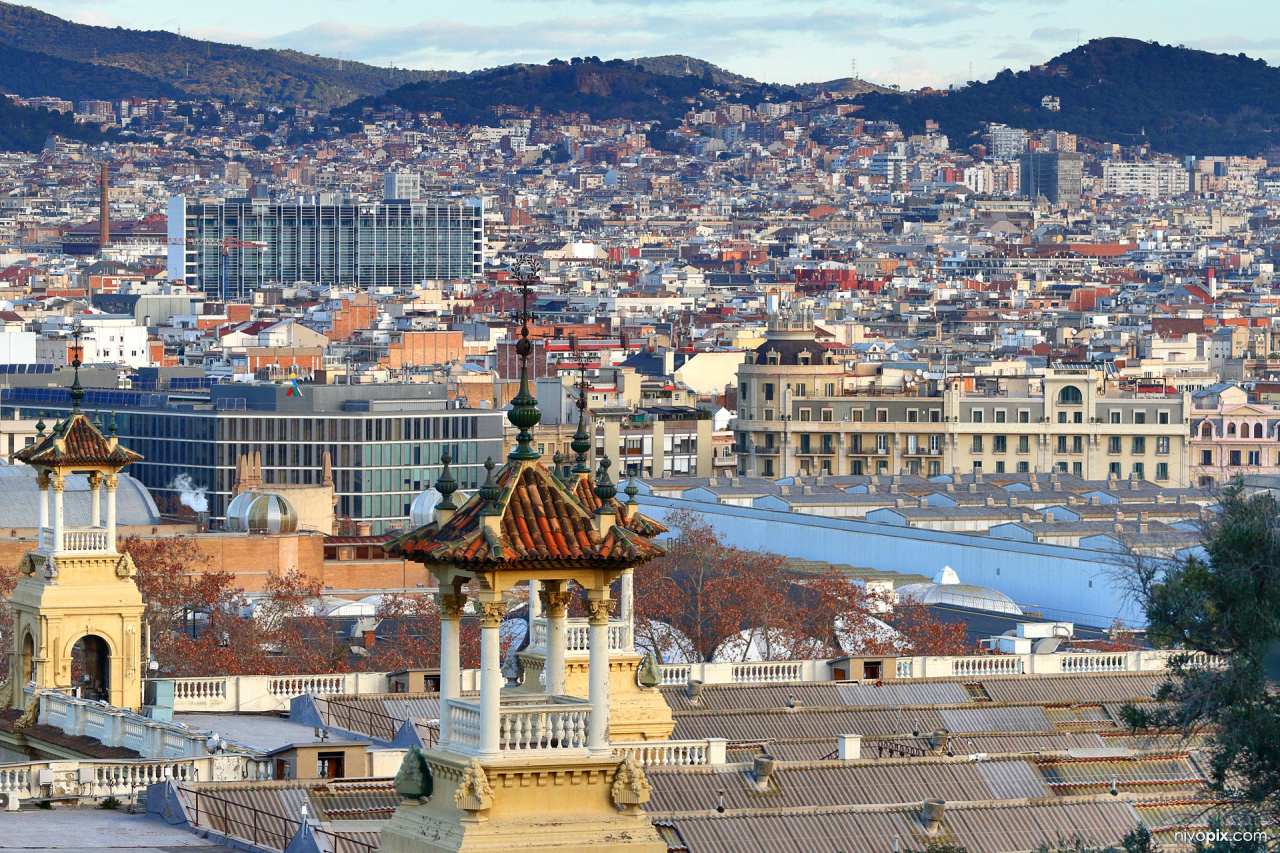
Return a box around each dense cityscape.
[0,5,1277,853]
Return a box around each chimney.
[685,679,704,704]
[921,799,946,835]
[985,496,994,506]
[99,162,109,251]
[663,349,675,376]
[929,729,950,752]
[364,629,377,649]
[837,733,861,760]
[752,754,775,790]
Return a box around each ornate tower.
[1,342,146,712]
[381,258,667,853]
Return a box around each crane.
[177,237,268,302]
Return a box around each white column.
[542,586,570,697]
[105,475,118,544]
[529,580,542,619]
[478,597,504,759]
[89,472,101,528]
[620,570,634,622]
[37,473,49,533]
[52,474,65,550]
[437,593,465,750]
[585,593,612,755]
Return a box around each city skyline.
[19,0,1280,89]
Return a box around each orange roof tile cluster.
[14,412,142,467]
[569,473,670,538]
[389,460,666,568]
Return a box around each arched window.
[1255,423,1264,439]
[1228,423,1237,437]
[1057,385,1083,405]
[1201,423,1213,438]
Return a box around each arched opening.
[71,635,111,701]
[20,632,34,684]
[1201,423,1213,438]
[1057,386,1082,405]
[1255,424,1264,439]
[1228,423,1237,437]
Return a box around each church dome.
[408,487,442,528]
[226,491,299,535]
[894,566,1023,615]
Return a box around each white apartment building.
[36,316,150,368]
[985,124,1027,161]
[1102,161,1189,198]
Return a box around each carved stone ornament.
[12,693,40,732]
[477,601,505,628]
[583,598,613,625]
[611,755,652,813]
[394,745,434,801]
[539,589,573,618]
[114,553,136,579]
[636,652,662,689]
[454,758,493,812]
[41,554,58,579]
[438,594,468,620]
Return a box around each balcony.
[754,446,781,456]
[445,694,592,756]
[528,618,634,655]
[39,527,111,553]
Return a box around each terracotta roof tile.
[14,412,142,467]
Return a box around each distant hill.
[0,96,107,151]
[632,55,759,89]
[794,77,892,98]
[340,56,799,125]
[0,41,184,102]
[853,38,1280,155]
[0,1,448,108]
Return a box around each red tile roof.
[389,460,666,568]
[14,412,143,467]
[569,473,669,538]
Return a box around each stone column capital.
[583,598,613,626]
[87,471,103,487]
[104,474,119,491]
[478,601,506,628]
[539,590,574,618]
[438,594,468,620]
[51,475,66,492]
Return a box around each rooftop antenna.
[850,56,857,81]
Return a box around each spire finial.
[506,256,542,461]
[594,455,616,512]
[479,457,501,514]
[551,450,565,481]
[108,412,118,435]
[570,345,592,474]
[435,448,457,510]
[625,477,639,505]
[68,320,85,410]
[35,411,45,436]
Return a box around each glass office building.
[167,197,484,297]
[3,381,504,535]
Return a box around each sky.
[20,0,1280,89]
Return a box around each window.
[1201,423,1213,438]
[1156,437,1170,455]
[799,408,812,422]
[994,435,1007,453]
[1132,436,1146,454]
[907,409,919,423]
[973,461,983,472]
[820,408,833,422]
[996,460,1006,473]
[1058,385,1083,405]
[764,383,774,402]
[1072,436,1083,454]
[1249,450,1261,466]
[929,461,941,477]
[764,409,774,421]
[972,435,984,453]
[318,752,346,779]
[825,383,835,396]
[795,383,807,397]
[1058,412,1068,424]
[1229,423,1237,437]
[1018,409,1030,423]
[1074,411,1083,424]
[1110,462,1122,477]
[851,409,864,422]
[1201,449,1213,465]
[929,435,941,453]
[1018,436,1029,453]
[1109,436,1121,454]
[972,410,984,423]
[851,460,863,475]
[1017,461,1029,473]
[1134,411,1147,425]
[1256,423,1265,439]
[876,408,888,423]
[763,460,774,476]
[1156,462,1169,480]
[1110,411,1121,424]
[1056,436,1067,454]
[1160,411,1171,425]
[876,434,889,452]
[931,409,941,422]
[1133,462,1144,479]
[1072,461,1082,477]
[800,434,811,453]
[995,409,1007,423]
[1230,450,1242,466]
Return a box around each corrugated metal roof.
[980,673,1165,704]
[670,707,951,741]
[939,706,1052,733]
[836,682,972,707]
[665,683,844,713]
[1036,755,1205,794]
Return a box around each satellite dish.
[1032,637,1062,654]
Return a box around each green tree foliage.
[854,37,1280,155]
[1122,486,1280,820]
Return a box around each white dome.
[226,491,299,535]
[895,566,1023,615]
[409,488,442,528]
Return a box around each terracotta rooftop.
[388,459,666,568]
[13,412,142,467]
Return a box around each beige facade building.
[734,319,1193,486]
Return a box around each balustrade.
[445,697,591,755]
[527,618,634,654]
[38,526,110,553]
[951,656,1024,677]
